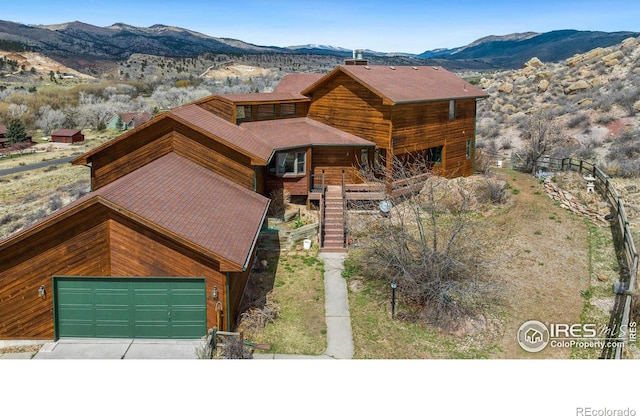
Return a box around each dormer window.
[237,105,252,120]
[280,103,296,116]
[258,104,276,118]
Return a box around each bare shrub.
[267,187,290,218]
[474,149,492,174]
[513,112,563,173]
[566,113,590,129]
[0,212,21,225]
[477,176,508,204]
[238,291,279,333]
[606,129,640,177]
[47,195,64,212]
[24,208,47,223]
[349,155,503,332]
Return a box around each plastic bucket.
[303,239,312,250]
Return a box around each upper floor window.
[449,100,456,120]
[280,103,296,116]
[258,104,276,118]
[237,105,252,120]
[466,139,473,160]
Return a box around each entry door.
[54,277,206,340]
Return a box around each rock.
[633,100,640,113]
[598,274,609,282]
[621,37,639,49]
[498,82,513,93]
[501,104,517,114]
[525,57,544,68]
[564,80,590,95]
[538,79,550,92]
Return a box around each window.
[237,105,252,120]
[280,103,296,116]
[466,139,473,160]
[374,149,384,170]
[359,148,370,170]
[449,99,456,120]
[269,151,306,176]
[427,146,443,164]
[258,104,276,118]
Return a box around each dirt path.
[485,170,591,358]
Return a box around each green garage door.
[54,277,207,340]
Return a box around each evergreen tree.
[6,119,27,144]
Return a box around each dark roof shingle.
[304,65,489,103]
[96,152,269,270]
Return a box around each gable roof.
[301,65,488,104]
[94,152,269,270]
[1,152,269,272]
[273,73,325,95]
[170,104,273,163]
[51,128,82,137]
[115,112,153,126]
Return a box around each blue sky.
[2,0,639,54]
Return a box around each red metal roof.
[273,73,325,94]
[303,65,489,104]
[95,153,269,270]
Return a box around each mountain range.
[0,19,638,71]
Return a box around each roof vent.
[433,67,439,70]
[389,66,396,70]
[364,66,371,70]
[412,66,418,70]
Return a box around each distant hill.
[0,19,637,72]
[418,30,640,69]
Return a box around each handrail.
[342,169,347,248]
[319,194,324,248]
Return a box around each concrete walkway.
[255,251,354,359]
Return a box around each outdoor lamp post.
[390,281,397,320]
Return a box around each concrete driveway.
[32,338,203,359]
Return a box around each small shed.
[51,129,84,143]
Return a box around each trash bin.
[497,160,503,168]
[303,239,312,250]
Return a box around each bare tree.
[348,154,504,331]
[36,105,65,135]
[513,112,563,173]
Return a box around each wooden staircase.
[321,185,347,253]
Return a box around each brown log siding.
[0,205,111,339]
[306,74,392,149]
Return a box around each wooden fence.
[521,157,638,359]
